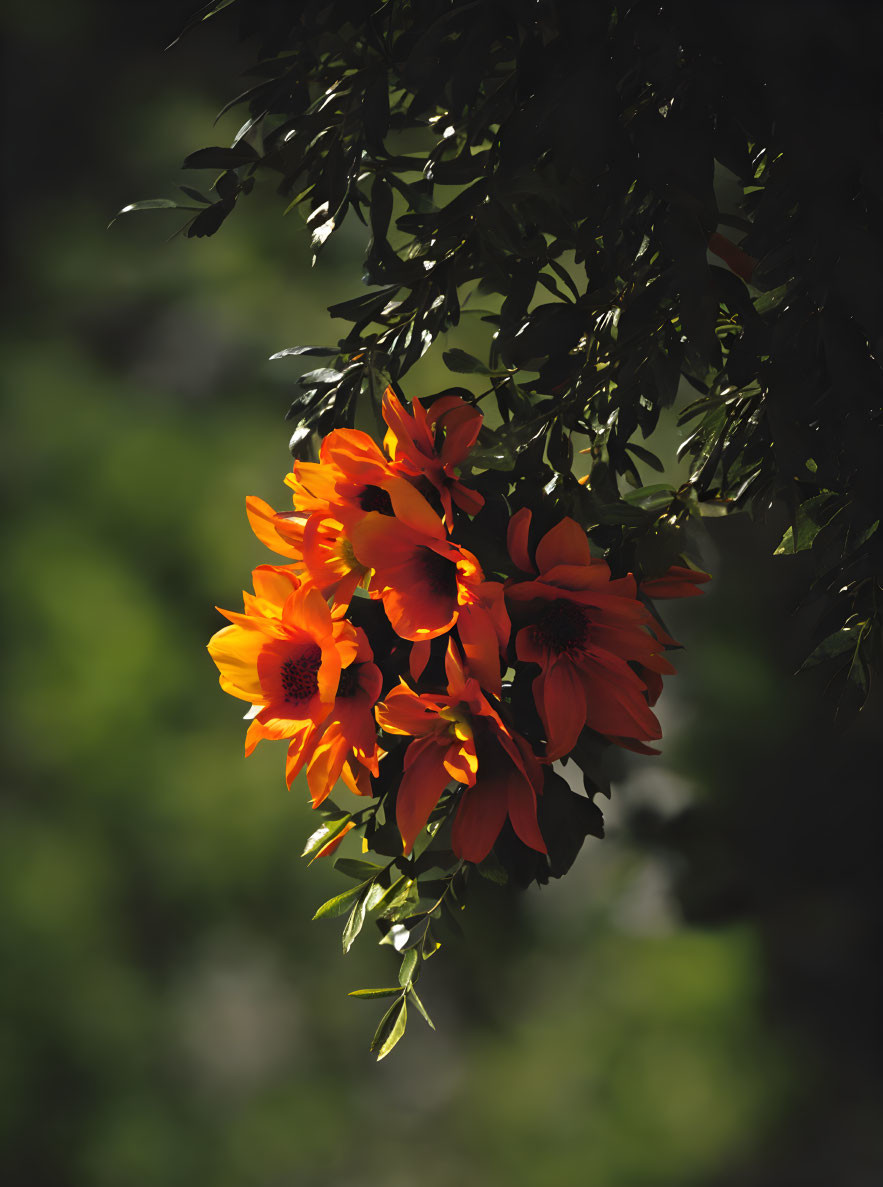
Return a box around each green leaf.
[270,345,339,360]
[118,198,195,213]
[622,483,677,509]
[178,185,211,205]
[625,442,665,473]
[467,439,515,470]
[342,888,369,953]
[775,494,838,555]
[379,922,411,950]
[798,625,863,671]
[109,198,204,226]
[334,858,384,881]
[408,987,436,1030]
[302,816,351,860]
[372,874,418,915]
[348,987,403,999]
[182,145,260,170]
[371,997,407,1061]
[476,852,508,884]
[442,348,490,374]
[398,948,419,987]
[312,882,366,921]
[327,285,400,322]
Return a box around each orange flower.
[375,643,546,862]
[245,497,371,612]
[382,387,484,524]
[286,427,427,525]
[245,495,306,564]
[349,502,509,694]
[505,510,673,761]
[285,626,382,807]
[208,574,384,804]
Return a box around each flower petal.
[376,684,448,737]
[246,496,303,560]
[507,507,535,573]
[457,599,503,695]
[535,517,594,572]
[537,659,588,761]
[397,736,454,854]
[505,773,547,854]
[207,623,268,702]
[641,566,711,598]
[450,776,508,863]
[409,639,431,681]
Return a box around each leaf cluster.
[134,0,881,694]
[299,560,617,1055]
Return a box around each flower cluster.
[208,386,708,1046]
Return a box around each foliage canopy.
[130,0,883,698]
[123,0,883,1050]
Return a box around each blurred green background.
[4,3,882,1184]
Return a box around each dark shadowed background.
[3,2,882,1184]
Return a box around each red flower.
[349,502,509,693]
[375,643,546,862]
[505,510,673,761]
[382,387,484,524]
[641,565,711,599]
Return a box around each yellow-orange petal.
[208,622,269,702]
[250,565,302,611]
[286,583,334,645]
[386,475,446,538]
[376,683,447,737]
[246,496,303,560]
[442,737,478,784]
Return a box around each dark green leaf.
[537,769,605,879]
[178,185,211,204]
[477,852,508,884]
[183,145,260,170]
[775,494,838,555]
[798,625,863,671]
[625,442,665,473]
[328,285,400,323]
[334,858,384,881]
[442,348,490,375]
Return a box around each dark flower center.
[359,484,394,514]
[534,599,588,654]
[336,663,361,698]
[419,546,459,599]
[280,645,322,702]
